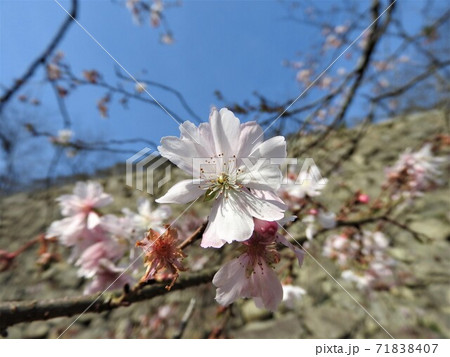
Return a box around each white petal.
[73,181,88,198]
[156,179,204,204]
[249,136,286,160]
[158,137,199,173]
[240,190,285,222]
[87,212,101,229]
[210,107,241,158]
[237,121,264,157]
[201,194,254,247]
[306,224,316,240]
[180,121,215,157]
[318,211,336,229]
[239,161,283,191]
[86,181,104,200]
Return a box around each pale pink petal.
[276,233,305,267]
[201,194,254,248]
[240,190,285,222]
[237,121,264,157]
[213,256,248,306]
[239,161,283,191]
[158,136,200,173]
[249,261,283,311]
[249,136,286,160]
[86,212,101,229]
[156,179,204,204]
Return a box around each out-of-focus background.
[0,0,449,338]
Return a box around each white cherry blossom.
[156,108,287,248]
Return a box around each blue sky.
[0,0,435,180]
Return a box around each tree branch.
[0,0,78,115]
[0,267,217,333]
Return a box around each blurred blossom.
[46,181,113,260]
[135,82,147,93]
[373,60,393,72]
[76,239,125,279]
[150,0,164,27]
[126,0,141,25]
[317,109,327,120]
[325,34,342,49]
[84,259,134,295]
[319,76,333,89]
[303,210,336,240]
[379,78,390,88]
[83,70,100,84]
[384,143,445,197]
[46,63,61,81]
[51,129,73,145]
[160,33,175,45]
[334,25,349,34]
[279,170,328,211]
[324,230,397,290]
[122,198,171,236]
[296,69,312,84]
[337,67,347,76]
[282,284,306,309]
[358,30,372,49]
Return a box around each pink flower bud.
[254,218,278,237]
[308,208,318,216]
[358,194,370,204]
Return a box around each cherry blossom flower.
[385,143,445,197]
[160,33,174,45]
[57,181,112,219]
[150,0,164,27]
[296,69,312,84]
[51,129,73,145]
[325,230,397,290]
[135,82,147,93]
[126,0,141,25]
[324,230,390,268]
[122,198,171,236]
[279,169,328,210]
[334,25,349,34]
[302,210,336,240]
[213,219,304,311]
[156,107,286,248]
[76,238,126,279]
[282,284,306,309]
[46,63,61,81]
[342,256,396,291]
[325,34,342,49]
[84,259,134,295]
[323,233,359,267]
[136,226,186,288]
[46,181,113,260]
